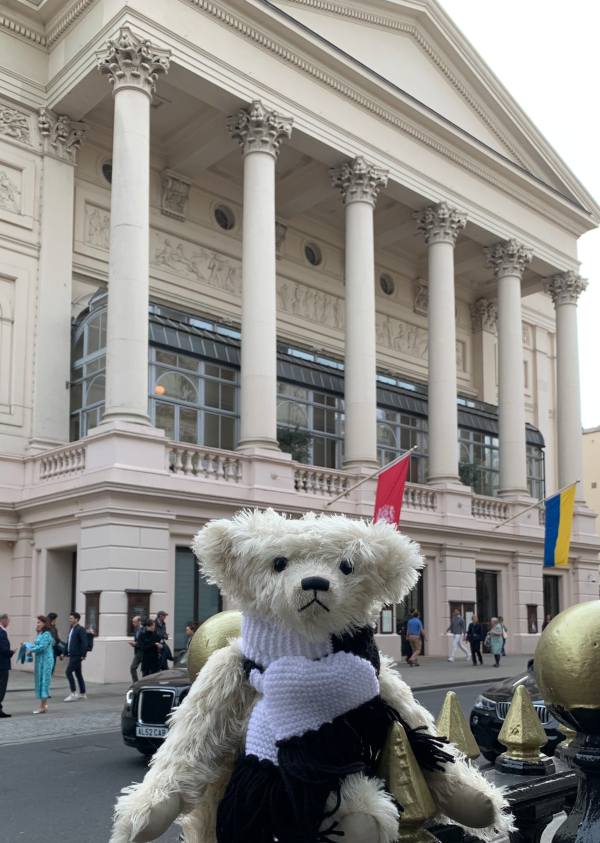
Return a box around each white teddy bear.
[110,509,512,843]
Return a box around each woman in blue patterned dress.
[24,615,54,714]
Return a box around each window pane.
[156,371,198,403]
[177,353,199,371]
[313,437,325,466]
[205,380,220,408]
[220,367,236,381]
[155,349,177,367]
[155,402,175,439]
[204,413,220,447]
[70,415,80,441]
[87,314,104,354]
[313,407,325,431]
[73,332,84,361]
[87,375,105,406]
[205,363,220,378]
[278,382,308,402]
[377,424,396,448]
[221,415,235,450]
[86,356,104,375]
[220,384,235,412]
[70,382,83,411]
[278,400,308,428]
[85,408,99,433]
[180,408,198,444]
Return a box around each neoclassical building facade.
[0,0,598,680]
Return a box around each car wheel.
[481,750,498,764]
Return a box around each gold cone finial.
[558,723,577,748]
[495,685,555,775]
[378,722,437,842]
[435,691,480,760]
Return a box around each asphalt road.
[0,683,485,843]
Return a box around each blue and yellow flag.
[543,484,576,568]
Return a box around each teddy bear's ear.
[191,518,235,587]
[374,527,424,605]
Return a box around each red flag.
[373,455,410,526]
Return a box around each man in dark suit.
[0,612,14,718]
[64,611,88,702]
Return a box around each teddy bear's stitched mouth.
[298,595,330,613]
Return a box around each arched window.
[70,292,107,439]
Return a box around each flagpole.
[492,481,579,530]
[324,445,418,508]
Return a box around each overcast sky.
[438,0,600,429]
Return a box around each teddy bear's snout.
[301,576,330,592]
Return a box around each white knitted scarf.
[242,614,380,764]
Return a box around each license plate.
[136,725,168,738]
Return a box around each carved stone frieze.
[152,232,242,295]
[376,312,428,360]
[415,202,467,245]
[38,108,86,164]
[330,156,388,206]
[97,26,171,97]
[277,279,343,329]
[486,238,532,279]
[543,271,588,306]
[413,281,428,316]
[0,167,21,213]
[227,100,293,158]
[0,106,31,144]
[85,205,110,250]
[160,170,191,221]
[470,297,497,333]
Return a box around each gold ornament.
[378,722,437,842]
[436,691,480,760]
[535,600,600,711]
[558,723,577,748]
[496,685,554,774]
[187,610,242,682]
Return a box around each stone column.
[416,203,466,484]
[97,28,170,425]
[543,271,587,500]
[486,240,532,496]
[228,101,292,450]
[30,110,86,450]
[331,157,388,470]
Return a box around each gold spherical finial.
[187,610,242,683]
[535,601,600,714]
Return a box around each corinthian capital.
[38,108,86,164]
[544,270,588,306]
[330,156,388,206]
[97,26,171,97]
[486,238,532,279]
[227,100,292,158]
[415,202,467,245]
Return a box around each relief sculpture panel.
[85,204,110,249]
[0,106,31,144]
[0,166,21,213]
[152,231,242,295]
[277,278,343,330]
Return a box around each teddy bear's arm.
[378,655,513,842]
[110,639,256,843]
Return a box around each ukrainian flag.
[543,484,576,568]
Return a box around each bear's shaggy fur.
[110,510,513,843]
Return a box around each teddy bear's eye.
[273,556,288,573]
[339,559,353,575]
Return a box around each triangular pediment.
[268,0,598,216]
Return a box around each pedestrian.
[155,610,171,669]
[139,618,163,676]
[129,615,144,683]
[406,609,425,667]
[542,613,552,631]
[23,616,54,714]
[466,613,484,666]
[64,612,88,702]
[499,616,508,656]
[487,617,504,667]
[185,622,198,651]
[447,608,469,662]
[46,612,64,674]
[0,612,14,718]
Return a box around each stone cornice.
[279,0,526,168]
[415,202,467,246]
[486,239,533,279]
[330,155,388,206]
[0,10,46,47]
[47,0,97,48]
[543,271,588,307]
[227,99,293,157]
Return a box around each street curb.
[411,674,512,692]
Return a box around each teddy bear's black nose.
[301,576,330,592]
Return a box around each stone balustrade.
[403,483,438,512]
[293,465,350,497]
[471,494,510,521]
[37,444,86,480]
[168,443,243,482]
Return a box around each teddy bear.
[110,509,512,843]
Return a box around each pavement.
[399,653,528,691]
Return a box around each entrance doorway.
[44,549,77,643]
[396,573,425,655]
[543,574,560,620]
[476,569,499,626]
[174,547,221,651]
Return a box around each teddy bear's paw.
[324,773,399,843]
[110,788,182,843]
